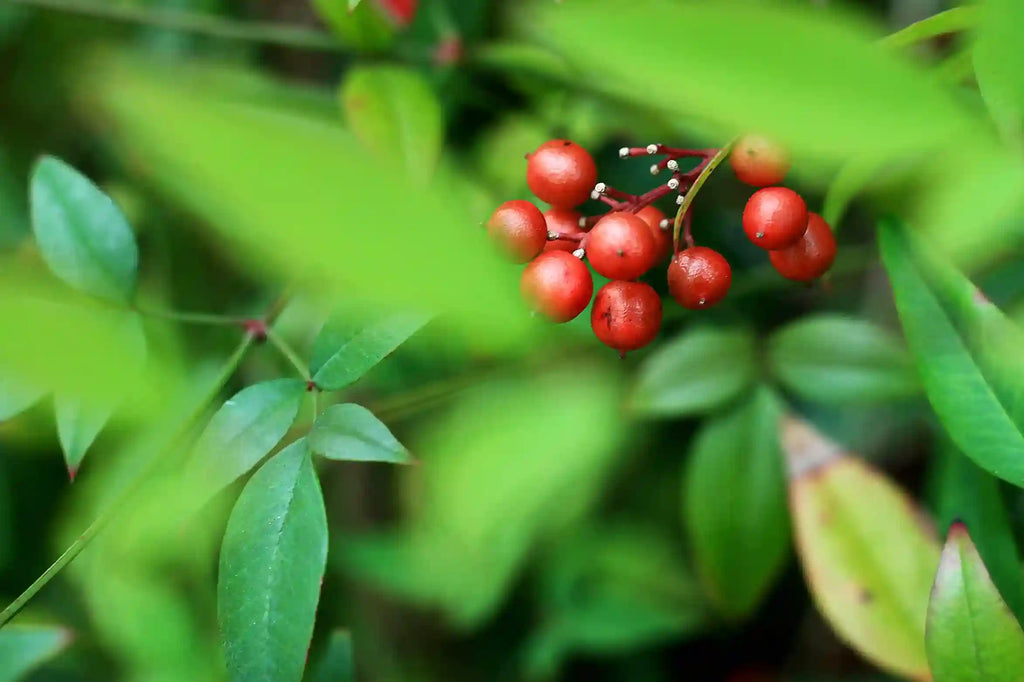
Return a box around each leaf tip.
[67,466,78,482]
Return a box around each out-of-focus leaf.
[524,524,707,679]
[684,387,789,620]
[879,218,1024,486]
[0,377,46,422]
[341,65,443,185]
[0,625,72,682]
[784,416,940,679]
[347,0,363,10]
[767,314,919,405]
[30,156,138,303]
[928,440,1024,622]
[821,156,887,229]
[311,0,394,50]
[219,440,327,682]
[630,326,757,417]
[470,42,574,83]
[472,115,549,196]
[307,630,354,682]
[926,523,1024,682]
[879,7,978,50]
[523,0,976,161]
[310,312,429,391]
[187,379,307,496]
[309,403,410,464]
[974,0,1024,142]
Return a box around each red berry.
[667,247,732,310]
[542,208,585,253]
[585,212,658,280]
[486,200,547,263]
[742,187,808,250]
[730,134,790,187]
[520,251,593,322]
[591,281,662,352]
[526,139,597,209]
[636,205,671,261]
[376,0,418,26]
[769,212,837,282]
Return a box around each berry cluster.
[486,135,836,353]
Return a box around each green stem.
[265,327,312,382]
[133,305,245,327]
[0,333,255,629]
[672,141,734,253]
[880,7,978,50]
[6,0,346,52]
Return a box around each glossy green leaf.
[879,218,1024,486]
[219,440,328,682]
[311,312,428,391]
[683,387,789,620]
[630,326,757,417]
[785,416,940,679]
[309,403,410,464]
[0,377,46,422]
[187,379,307,495]
[974,0,1024,141]
[341,66,443,185]
[30,156,138,303]
[767,314,919,405]
[307,630,354,682]
[926,523,1024,682]
[0,624,72,682]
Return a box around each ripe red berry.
[730,134,790,187]
[486,200,547,263]
[585,212,658,280]
[526,139,597,209]
[742,187,808,250]
[667,247,732,310]
[520,251,593,323]
[636,205,671,261]
[769,212,837,282]
[591,281,662,352]
[542,208,585,253]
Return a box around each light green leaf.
[974,0,1024,141]
[630,326,757,417]
[219,440,328,682]
[684,387,789,620]
[0,624,72,682]
[767,314,919,405]
[311,312,429,391]
[307,630,354,682]
[309,403,410,464]
[0,377,46,422]
[311,0,393,50]
[880,7,978,50]
[785,416,940,680]
[879,218,1024,486]
[926,523,1024,682]
[470,42,574,83]
[188,379,307,495]
[347,0,362,10]
[341,66,443,185]
[30,156,138,303]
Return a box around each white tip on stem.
[667,177,680,190]
[650,164,661,175]
[646,144,659,155]
[618,147,630,159]
[676,194,686,205]
[659,218,670,230]
[572,248,585,259]
[666,159,679,171]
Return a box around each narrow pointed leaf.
[879,218,1024,486]
[307,630,354,682]
[785,415,940,679]
[310,313,428,391]
[188,379,306,495]
[55,396,113,479]
[30,156,138,303]
[973,0,1024,141]
[219,440,328,682]
[0,377,46,422]
[926,523,1024,682]
[0,624,72,682]
[309,403,410,464]
[683,387,789,620]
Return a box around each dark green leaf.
[974,0,1024,141]
[0,624,72,682]
[767,314,920,405]
[30,156,138,303]
[926,523,1024,681]
[309,403,410,464]
[219,440,328,682]
[879,218,1024,486]
[311,313,429,391]
[0,377,46,422]
[630,326,757,417]
[683,387,789,620]
[188,379,307,495]
[307,630,354,682]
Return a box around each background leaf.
[973,0,1024,142]
[306,630,354,682]
[0,624,72,682]
[30,156,138,303]
[0,377,46,422]
[310,312,429,391]
[309,403,410,463]
[219,440,328,682]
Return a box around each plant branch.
[672,141,734,254]
[133,305,245,327]
[265,327,312,383]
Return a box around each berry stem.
[547,231,584,243]
[672,141,734,254]
[682,208,695,249]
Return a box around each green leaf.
[219,440,328,682]
[188,379,307,495]
[311,313,429,391]
[0,624,72,682]
[0,377,46,422]
[29,156,138,303]
[785,415,940,679]
[974,0,1024,141]
[307,630,354,682]
[879,218,1024,486]
[879,7,979,50]
[340,66,443,185]
[630,326,757,417]
[926,523,1024,682]
[470,42,574,83]
[683,387,789,620]
[309,403,410,464]
[767,314,920,405]
[347,0,362,10]
[311,0,394,50]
